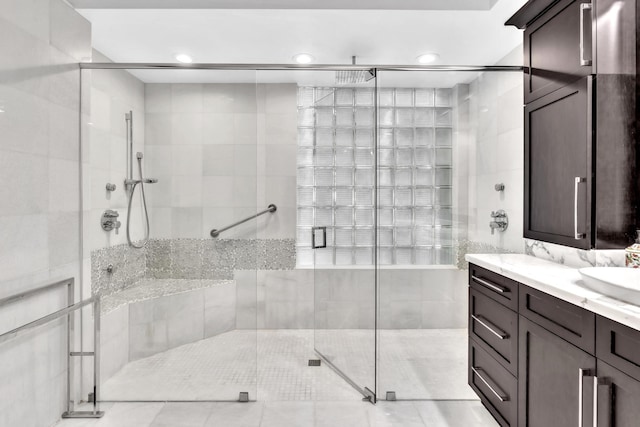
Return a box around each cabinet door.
[596,361,640,427]
[519,316,596,427]
[524,77,592,249]
[523,0,593,103]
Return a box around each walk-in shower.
[81,62,523,407]
[124,111,157,248]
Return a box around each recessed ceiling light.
[293,53,314,64]
[175,54,193,64]
[416,53,440,64]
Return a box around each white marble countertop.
[465,253,640,331]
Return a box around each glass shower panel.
[375,70,524,400]
[290,70,377,401]
[86,68,259,402]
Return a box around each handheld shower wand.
[124,112,158,248]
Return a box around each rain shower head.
[335,56,375,86]
[335,69,376,85]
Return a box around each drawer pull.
[471,315,509,340]
[472,276,508,294]
[471,366,509,402]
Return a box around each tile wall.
[85,51,146,255]
[466,46,525,254]
[0,1,91,426]
[144,83,298,241]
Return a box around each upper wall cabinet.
[523,0,594,103]
[507,0,639,249]
[525,77,592,249]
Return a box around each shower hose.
[126,156,151,249]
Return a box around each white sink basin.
[579,267,640,305]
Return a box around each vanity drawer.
[519,285,595,354]
[596,316,640,381]
[469,339,517,427]
[470,288,519,377]
[469,264,519,311]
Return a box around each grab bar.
[0,278,104,419]
[210,204,277,238]
[0,295,95,345]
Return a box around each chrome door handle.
[580,3,593,66]
[574,177,586,239]
[471,367,508,402]
[471,315,509,340]
[471,276,507,294]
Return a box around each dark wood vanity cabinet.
[518,287,597,427]
[468,264,640,427]
[593,316,640,426]
[518,316,596,427]
[507,0,639,250]
[468,265,519,426]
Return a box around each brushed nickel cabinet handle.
[574,177,586,239]
[471,276,507,294]
[579,368,594,427]
[471,315,509,340]
[594,377,612,427]
[580,4,593,66]
[471,367,508,402]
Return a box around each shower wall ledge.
[91,238,296,297]
[100,278,234,315]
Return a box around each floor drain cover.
[308,359,321,366]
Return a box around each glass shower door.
[300,74,378,401]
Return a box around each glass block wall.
[296,87,454,266]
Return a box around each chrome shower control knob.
[489,210,509,235]
[101,210,121,232]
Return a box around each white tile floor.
[59,329,500,426]
[55,400,499,427]
[102,329,475,401]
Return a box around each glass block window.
[296,87,454,266]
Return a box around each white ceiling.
[78,0,527,85]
